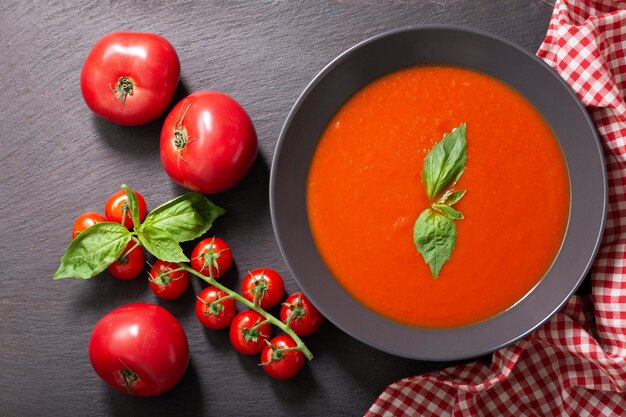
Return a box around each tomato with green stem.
[108,241,145,280]
[72,212,106,239]
[89,303,189,396]
[229,310,271,355]
[105,189,147,229]
[190,237,232,279]
[80,32,180,126]
[195,286,236,329]
[280,292,324,336]
[148,260,189,300]
[260,335,305,380]
[241,268,285,309]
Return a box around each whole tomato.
[190,237,233,279]
[160,91,258,194]
[89,303,189,396]
[108,242,145,281]
[241,268,285,309]
[280,292,324,336]
[229,310,271,355]
[260,335,305,380]
[148,260,189,300]
[104,189,147,230]
[80,32,180,126]
[195,286,236,329]
[72,212,106,238]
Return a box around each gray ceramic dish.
[270,26,607,360]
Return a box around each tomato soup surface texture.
[307,66,570,328]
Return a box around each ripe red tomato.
[195,286,236,329]
[190,237,233,279]
[229,310,271,355]
[148,260,189,300]
[241,268,285,309]
[89,303,189,396]
[80,32,180,126]
[108,242,145,280]
[72,211,106,238]
[280,292,324,336]
[260,335,305,380]
[104,189,147,229]
[160,91,258,194]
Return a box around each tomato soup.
[307,66,570,328]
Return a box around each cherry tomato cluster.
[72,189,190,299]
[191,240,323,379]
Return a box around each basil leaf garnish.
[413,123,468,278]
[422,123,467,198]
[140,192,224,243]
[136,225,189,262]
[432,203,464,220]
[439,189,466,206]
[122,184,140,230]
[413,209,456,278]
[54,222,131,279]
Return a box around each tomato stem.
[251,318,271,331]
[173,128,188,151]
[118,358,138,396]
[114,76,134,105]
[284,293,304,328]
[181,264,314,361]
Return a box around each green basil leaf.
[422,123,467,198]
[140,192,225,242]
[122,184,140,230]
[137,225,189,262]
[54,222,132,279]
[439,189,466,206]
[413,209,456,278]
[432,203,464,220]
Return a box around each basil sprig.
[414,123,467,278]
[54,185,224,279]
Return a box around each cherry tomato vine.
[55,184,319,389]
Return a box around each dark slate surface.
[0,1,554,416]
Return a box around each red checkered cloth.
[366,1,626,416]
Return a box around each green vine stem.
[180,264,314,361]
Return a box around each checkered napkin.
[366,1,626,415]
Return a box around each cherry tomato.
[190,237,232,279]
[89,303,189,396]
[280,292,324,336]
[195,286,236,329]
[80,32,180,126]
[241,268,285,309]
[160,91,258,194]
[108,242,145,280]
[229,310,271,355]
[260,335,305,380]
[104,189,147,229]
[72,211,106,238]
[148,260,189,300]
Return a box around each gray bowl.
[270,26,606,360]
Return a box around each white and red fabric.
[367,1,626,415]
